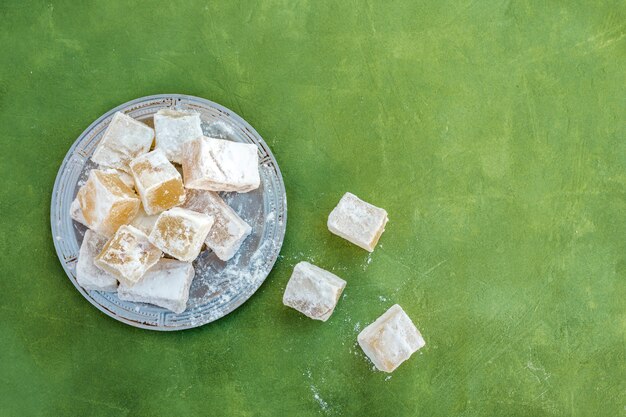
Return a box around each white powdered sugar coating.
[130,148,181,190]
[92,172,117,226]
[79,170,115,233]
[76,229,118,292]
[118,259,194,313]
[283,262,346,322]
[357,304,425,373]
[327,192,388,252]
[182,136,260,193]
[182,189,252,261]
[101,168,135,189]
[149,207,213,262]
[186,238,276,323]
[311,386,329,412]
[70,197,87,226]
[77,169,140,237]
[95,225,162,286]
[203,119,237,140]
[92,112,154,171]
[154,109,203,164]
[304,369,331,413]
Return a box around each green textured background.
[1,1,625,416]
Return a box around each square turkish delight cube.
[357,304,425,373]
[129,149,186,215]
[92,112,154,171]
[283,262,346,321]
[76,169,140,237]
[117,259,194,314]
[153,109,203,164]
[182,136,260,193]
[182,189,252,261]
[327,192,388,252]
[95,225,162,286]
[70,168,135,228]
[149,207,213,262]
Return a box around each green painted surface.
[0,1,624,416]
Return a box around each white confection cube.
[117,259,194,314]
[154,109,203,164]
[76,230,118,292]
[129,149,186,215]
[95,225,162,287]
[182,189,252,261]
[282,262,346,322]
[76,169,141,237]
[92,112,154,171]
[357,304,425,373]
[130,205,159,235]
[182,136,260,193]
[327,192,388,252]
[149,207,213,262]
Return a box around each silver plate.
[50,94,287,331]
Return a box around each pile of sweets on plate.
[70,110,258,314]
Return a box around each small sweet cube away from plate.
[154,109,203,164]
[130,148,186,215]
[328,192,388,252]
[182,136,260,193]
[283,262,346,321]
[149,207,213,262]
[76,169,140,237]
[91,112,154,171]
[182,189,252,261]
[95,225,162,287]
[118,259,194,314]
[76,230,118,292]
[357,304,425,373]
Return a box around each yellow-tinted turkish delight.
[149,207,213,262]
[76,169,140,237]
[182,189,251,261]
[95,225,162,286]
[129,149,185,215]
